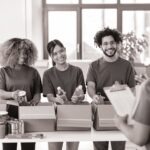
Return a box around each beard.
[103,48,117,57]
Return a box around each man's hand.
[11,90,20,100]
[55,95,65,104]
[93,94,105,104]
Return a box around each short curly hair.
[94,27,122,48]
[0,38,38,67]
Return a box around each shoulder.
[118,57,132,67]
[26,65,40,74]
[43,67,55,76]
[89,58,101,68]
[68,64,83,74]
[0,66,10,74]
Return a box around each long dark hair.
[47,39,64,66]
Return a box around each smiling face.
[101,35,118,58]
[52,45,67,65]
[18,49,28,65]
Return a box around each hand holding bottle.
[93,92,105,104]
[56,87,68,104]
[71,85,85,103]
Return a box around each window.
[82,9,117,60]
[43,0,150,64]
[48,11,77,59]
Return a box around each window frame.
[43,0,150,60]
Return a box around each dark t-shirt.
[86,57,136,100]
[0,65,42,101]
[43,64,86,100]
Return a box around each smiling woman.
[0,38,42,150]
[43,39,86,150]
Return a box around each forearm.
[47,93,57,103]
[87,86,96,99]
[118,121,148,146]
[0,89,13,100]
[30,93,41,105]
[118,122,135,141]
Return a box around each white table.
[0,128,127,143]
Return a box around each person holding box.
[43,39,86,150]
[0,38,42,150]
[86,27,136,150]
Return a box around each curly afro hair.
[0,38,38,67]
[94,27,122,48]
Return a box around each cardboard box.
[93,104,118,131]
[57,105,92,131]
[6,100,19,119]
[19,103,56,132]
[0,100,7,111]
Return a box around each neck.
[103,53,119,62]
[13,64,23,70]
[55,63,69,71]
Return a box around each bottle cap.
[57,87,61,90]
[78,85,82,90]
[18,91,26,97]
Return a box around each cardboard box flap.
[95,105,117,130]
[58,118,92,127]
[19,106,55,119]
[57,105,91,119]
[6,100,19,106]
[0,100,7,111]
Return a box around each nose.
[107,43,112,49]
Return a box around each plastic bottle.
[57,87,64,96]
[57,87,68,102]
[74,85,83,97]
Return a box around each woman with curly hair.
[0,38,42,150]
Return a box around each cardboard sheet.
[104,85,136,116]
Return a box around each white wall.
[0,0,26,42]
[0,0,43,60]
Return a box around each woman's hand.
[29,100,39,106]
[114,114,128,130]
[71,94,85,104]
[11,90,21,100]
[55,95,65,104]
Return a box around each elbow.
[132,137,148,146]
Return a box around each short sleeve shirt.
[86,57,136,100]
[0,65,42,101]
[43,64,86,100]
